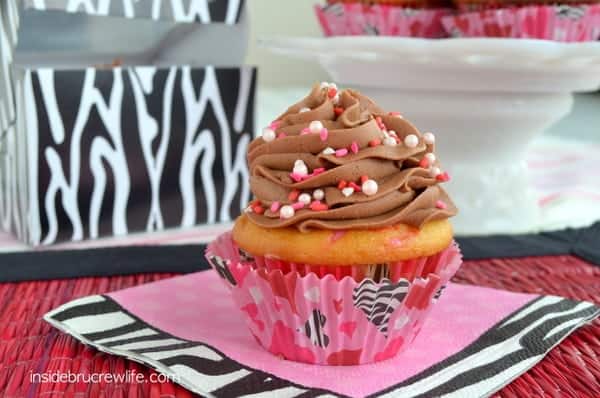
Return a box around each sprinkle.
[341,187,354,197]
[332,93,340,105]
[310,201,329,211]
[350,141,359,154]
[388,130,397,137]
[404,134,419,148]
[423,132,435,145]
[301,128,310,135]
[320,128,328,142]
[383,137,397,147]
[369,139,381,147]
[328,87,337,99]
[252,204,265,215]
[245,206,253,213]
[330,83,338,90]
[313,189,325,201]
[288,189,300,202]
[298,193,312,205]
[309,120,324,134]
[334,107,344,116]
[322,147,335,155]
[425,153,436,163]
[335,148,348,157]
[277,132,287,139]
[290,172,304,182]
[349,182,362,192]
[362,179,378,196]
[262,128,276,142]
[360,175,369,184]
[436,172,451,182]
[270,120,282,129]
[299,107,311,113]
[376,116,383,125]
[293,159,308,176]
[430,167,441,177]
[389,112,403,118]
[435,200,447,209]
[337,180,347,190]
[312,167,325,175]
[419,157,430,168]
[270,201,281,212]
[280,205,295,219]
[292,202,305,210]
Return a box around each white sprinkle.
[423,132,436,145]
[245,206,253,213]
[404,134,419,148]
[383,137,397,147]
[313,189,325,201]
[322,147,335,155]
[298,193,312,205]
[320,82,330,90]
[330,83,338,90]
[280,205,295,219]
[362,179,378,196]
[262,127,276,142]
[332,93,340,105]
[309,120,324,134]
[430,167,441,177]
[425,153,436,163]
[341,187,354,197]
[388,130,398,137]
[293,160,308,176]
[299,107,311,113]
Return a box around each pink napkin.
[44,271,599,398]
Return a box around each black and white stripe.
[44,295,344,398]
[370,296,600,398]
[207,254,237,286]
[353,278,409,336]
[555,5,586,20]
[22,0,245,24]
[322,3,344,17]
[299,309,330,348]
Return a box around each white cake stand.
[262,37,600,235]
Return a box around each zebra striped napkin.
[44,271,599,398]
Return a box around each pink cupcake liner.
[442,4,600,41]
[315,3,455,38]
[205,232,462,365]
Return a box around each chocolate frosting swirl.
[246,84,457,232]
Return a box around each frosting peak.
[245,83,457,232]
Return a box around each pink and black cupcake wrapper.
[205,232,462,365]
[442,4,600,41]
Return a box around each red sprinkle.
[334,107,344,116]
[288,189,300,201]
[252,204,265,215]
[310,200,329,211]
[360,175,369,184]
[369,139,381,147]
[349,182,362,192]
[328,87,337,99]
[435,200,448,210]
[337,180,347,190]
[436,172,451,182]
[350,141,359,154]
[419,158,430,168]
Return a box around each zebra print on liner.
[299,309,330,348]
[352,278,410,335]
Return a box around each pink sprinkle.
[270,120,282,129]
[290,172,304,182]
[330,230,347,243]
[270,201,281,212]
[350,141,359,154]
[292,202,305,210]
[335,148,348,157]
[312,167,325,175]
[320,128,328,141]
[435,200,447,210]
[277,133,287,139]
[301,128,310,135]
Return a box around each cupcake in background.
[442,0,600,41]
[206,83,462,365]
[315,0,455,38]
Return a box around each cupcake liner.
[315,3,455,38]
[442,4,600,41]
[205,232,462,365]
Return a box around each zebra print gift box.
[0,0,256,245]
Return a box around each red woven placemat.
[0,255,598,398]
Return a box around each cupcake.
[206,83,462,365]
[442,1,600,41]
[315,0,455,38]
